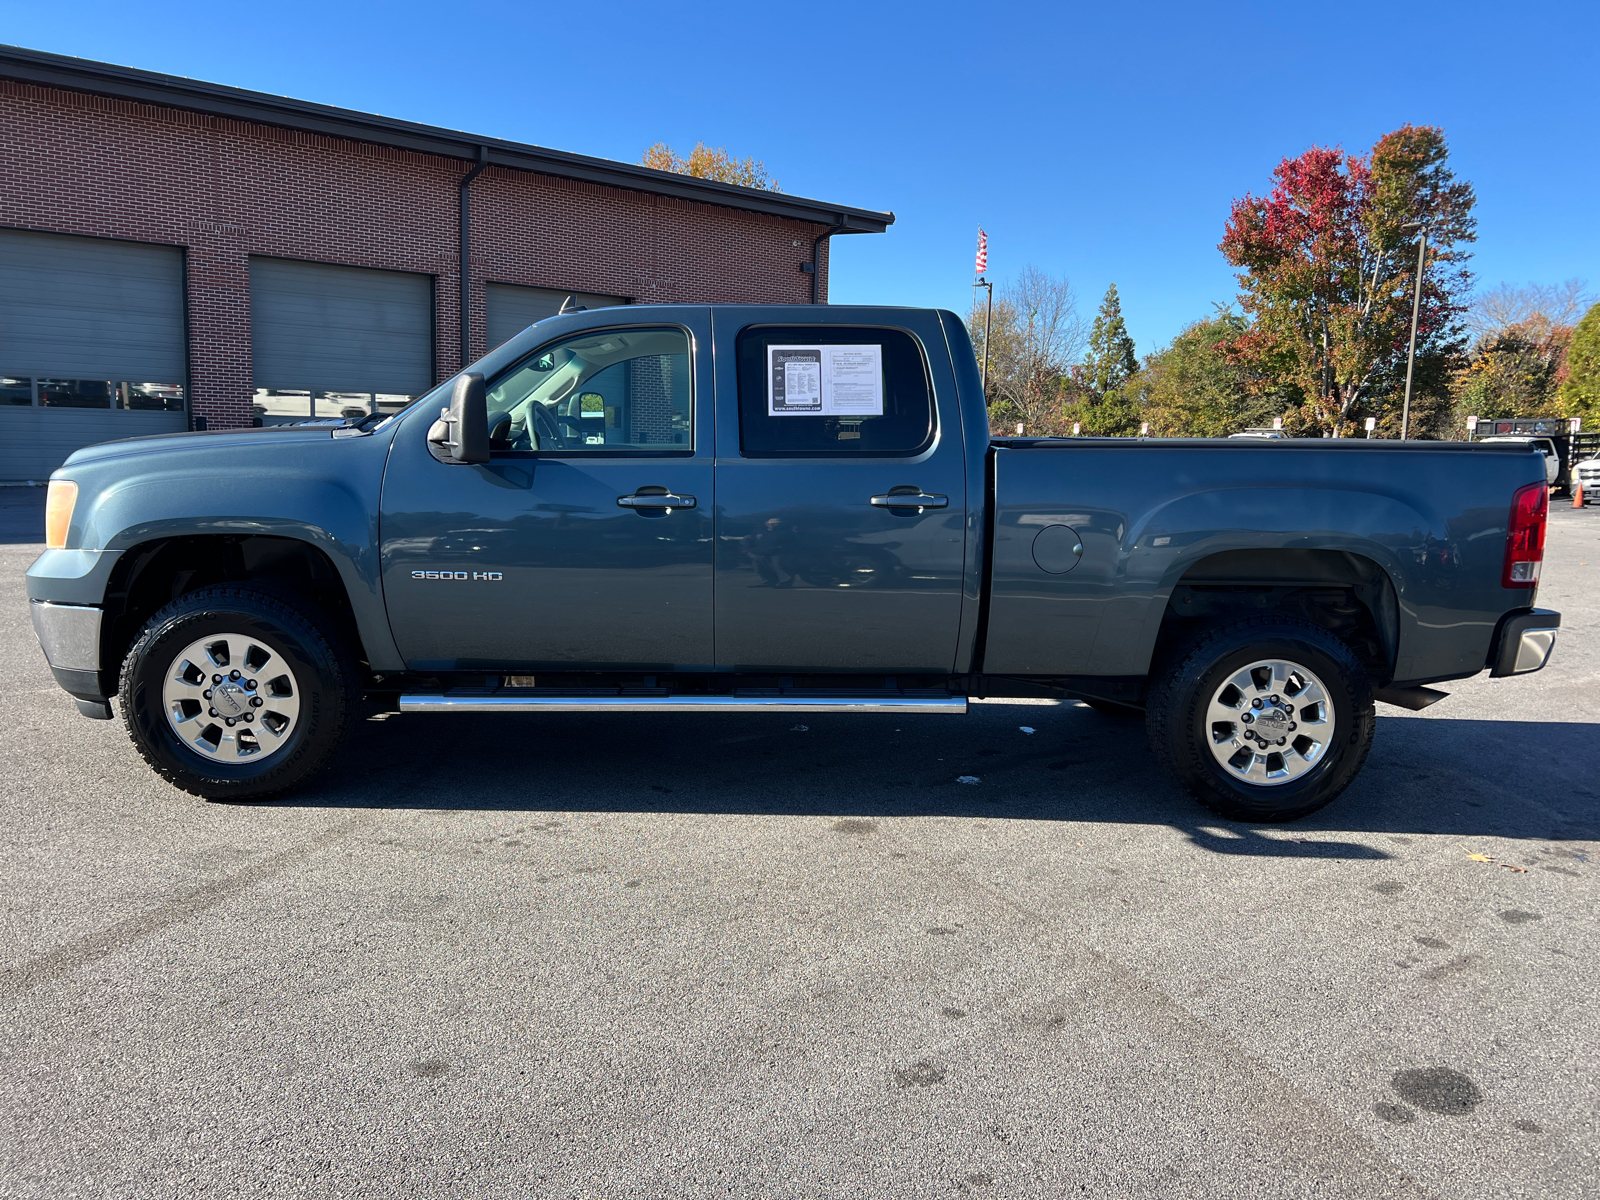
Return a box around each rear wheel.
[119,585,360,799]
[1145,616,1375,822]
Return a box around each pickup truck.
[26,305,1562,822]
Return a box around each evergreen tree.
[1081,284,1139,400]
[1559,301,1600,421]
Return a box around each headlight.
[44,480,78,549]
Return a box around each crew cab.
[26,305,1561,821]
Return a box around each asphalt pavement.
[1,485,1596,1199]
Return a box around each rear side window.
[736,326,934,457]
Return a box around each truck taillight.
[1502,482,1547,588]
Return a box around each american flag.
[974,228,988,277]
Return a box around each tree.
[1468,279,1591,341]
[1558,301,1600,421]
[1132,311,1286,437]
[1220,125,1476,437]
[1452,326,1570,423]
[968,267,1084,434]
[641,142,779,191]
[1080,284,1139,399]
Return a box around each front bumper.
[1488,608,1561,678]
[29,600,110,713]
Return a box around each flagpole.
[979,279,993,398]
[973,227,992,403]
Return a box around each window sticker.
[767,345,883,417]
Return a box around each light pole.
[1400,221,1428,440]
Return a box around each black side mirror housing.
[427,373,489,463]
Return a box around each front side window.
[485,327,692,453]
[736,326,935,457]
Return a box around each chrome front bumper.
[29,601,113,718]
[29,600,101,672]
[1489,608,1561,678]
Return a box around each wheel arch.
[1147,547,1401,685]
[99,533,375,695]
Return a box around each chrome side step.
[397,693,968,715]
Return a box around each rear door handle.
[870,492,948,511]
[618,491,696,510]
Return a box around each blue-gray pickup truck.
[26,305,1561,821]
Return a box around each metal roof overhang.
[0,44,893,234]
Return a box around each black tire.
[118,584,360,800]
[1145,616,1375,822]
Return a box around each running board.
[397,693,968,715]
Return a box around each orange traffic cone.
[1576,482,1586,508]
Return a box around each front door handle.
[870,491,949,512]
[618,490,696,510]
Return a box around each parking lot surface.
[1,486,1596,1199]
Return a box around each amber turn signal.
[44,480,78,549]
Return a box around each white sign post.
[1466,415,1478,440]
[1140,422,1149,437]
[1272,417,1283,431]
[1364,416,1376,438]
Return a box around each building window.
[1,377,184,411]
[253,387,421,426]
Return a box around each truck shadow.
[285,702,1599,860]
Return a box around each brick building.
[0,44,891,481]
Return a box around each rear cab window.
[735,326,934,457]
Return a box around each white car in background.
[1576,453,1600,503]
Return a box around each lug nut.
[213,674,223,684]
[250,696,263,708]
[229,670,241,681]
[1288,722,1297,731]
[244,713,253,722]
[1251,698,1263,709]
[1276,737,1286,746]
[202,689,212,700]
[1269,694,1280,704]
[225,718,236,727]
[246,679,256,689]
[208,708,218,717]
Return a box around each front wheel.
[119,585,361,799]
[1145,617,1375,822]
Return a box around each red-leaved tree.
[1220,125,1476,437]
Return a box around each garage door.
[249,257,434,425]
[486,283,629,352]
[0,229,188,482]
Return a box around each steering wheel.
[530,404,564,449]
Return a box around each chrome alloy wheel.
[1204,658,1335,787]
[160,633,301,761]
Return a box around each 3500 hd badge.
[412,571,503,580]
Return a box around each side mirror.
[427,373,489,463]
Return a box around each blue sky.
[4,0,1595,355]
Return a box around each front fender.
[25,428,404,672]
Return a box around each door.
[380,312,714,673]
[0,229,188,482]
[248,256,434,424]
[711,314,969,674]
[485,283,629,352]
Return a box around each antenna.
[558,295,587,315]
